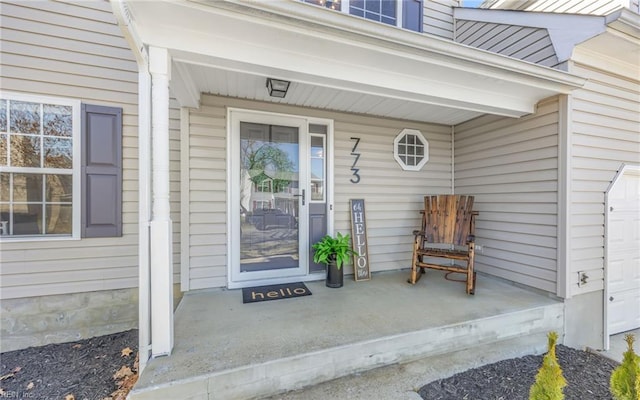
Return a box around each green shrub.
[610,334,640,400]
[529,331,566,400]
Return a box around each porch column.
[149,46,174,357]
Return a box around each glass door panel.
[239,122,301,274]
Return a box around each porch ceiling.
[114,0,586,125]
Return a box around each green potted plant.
[312,232,354,288]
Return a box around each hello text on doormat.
[242,282,312,304]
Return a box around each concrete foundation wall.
[563,290,604,350]
[1,288,138,353]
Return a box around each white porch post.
[149,46,174,357]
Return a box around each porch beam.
[149,46,174,357]
[122,0,586,119]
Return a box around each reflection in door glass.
[310,135,325,202]
[239,122,300,272]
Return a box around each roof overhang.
[455,7,640,72]
[112,0,585,125]
[579,8,640,75]
[454,8,607,62]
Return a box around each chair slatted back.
[422,195,475,246]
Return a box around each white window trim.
[0,91,81,241]
[393,128,429,171]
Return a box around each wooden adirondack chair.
[408,195,478,295]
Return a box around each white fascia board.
[110,0,148,65]
[123,0,585,116]
[214,0,586,88]
[606,8,640,39]
[455,8,607,62]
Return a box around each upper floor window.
[350,0,397,26]
[304,0,342,10]
[0,94,80,237]
[302,0,423,32]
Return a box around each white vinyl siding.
[423,0,460,39]
[184,94,452,289]
[454,97,561,293]
[0,0,181,298]
[185,100,228,290]
[333,118,451,274]
[455,20,559,68]
[567,61,640,296]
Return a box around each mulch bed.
[0,329,138,400]
[419,344,620,399]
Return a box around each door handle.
[294,189,305,206]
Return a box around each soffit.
[115,0,585,125]
[480,0,624,16]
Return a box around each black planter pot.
[326,260,344,288]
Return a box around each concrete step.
[130,301,563,400]
[264,331,554,400]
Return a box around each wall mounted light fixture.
[266,78,290,98]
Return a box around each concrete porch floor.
[130,270,563,400]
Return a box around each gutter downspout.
[137,68,152,371]
[110,0,152,372]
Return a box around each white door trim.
[603,163,640,350]
[226,108,334,289]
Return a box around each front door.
[229,110,310,286]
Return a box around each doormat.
[242,282,312,304]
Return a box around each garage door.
[607,167,640,335]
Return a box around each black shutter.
[402,0,423,32]
[81,104,122,238]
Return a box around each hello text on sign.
[350,199,371,281]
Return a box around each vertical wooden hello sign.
[350,199,371,281]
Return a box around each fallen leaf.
[65,395,75,400]
[0,388,5,395]
[26,381,34,390]
[111,373,138,400]
[72,344,82,349]
[113,366,133,380]
[121,347,133,357]
[12,367,21,373]
[0,373,14,381]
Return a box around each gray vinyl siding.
[567,61,640,296]
[454,97,561,293]
[423,0,460,40]
[0,0,181,298]
[185,94,453,289]
[455,20,559,68]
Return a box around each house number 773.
[350,137,361,184]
